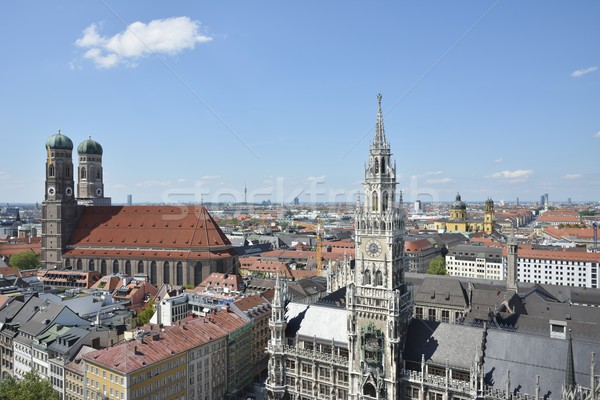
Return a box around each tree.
[427,255,447,275]
[8,251,40,270]
[135,301,155,327]
[0,370,59,400]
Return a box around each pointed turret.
[372,93,389,149]
[565,329,577,392]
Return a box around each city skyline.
[1,1,599,204]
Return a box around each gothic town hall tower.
[347,94,412,400]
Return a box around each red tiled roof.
[543,226,594,240]
[84,310,247,373]
[69,205,231,250]
[197,273,244,291]
[0,242,41,257]
[405,238,434,253]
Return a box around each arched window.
[49,164,55,177]
[176,262,183,286]
[361,221,366,230]
[96,170,101,179]
[382,191,389,211]
[374,158,379,174]
[193,262,203,286]
[100,260,107,275]
[76,259,82,271]
[125,260,131,276]
[64,259,71,269]
[66,167,71,178]
[150,261,157,284]
[372,191,379,212]
[363,383,377,397]
[89,259,95,270]
[137,260,144,274]
[363,270,371,285]
[112,260,119,274]
[163,262,170,284]
[81,167,86,179]
[375,270,383,286]
[381,157,385,174]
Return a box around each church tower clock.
[347,94,412,400]
[41,131,79,268]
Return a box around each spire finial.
[89,135,92,140]
[565,328,576,392]
[373,93,387,148]
[58,129,61,135]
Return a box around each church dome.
[77,137,103,155]
[46,131,73,150]
[452,193,466,210]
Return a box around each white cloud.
[593,131,600,139]
[421,170,443,177]
[494,157,503,163]
[564,173,582,180]
[425,178,454,184]
[486,169,533,183]
[200,175,221,181]
[76,17,212,68]
[571,66,598,78]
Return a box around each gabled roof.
[404,319,484,370]
[483,329,596,397]
[65,205,233,260]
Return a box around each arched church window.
[374,158,379,174]
[163,261,170,284]
[363,270,371,285]
[100,260,107,275]
[125,260,131,276]
[89,259,95,270]
[372,191,378,212]
[49,164,55,177]
[137,260,144,274]
[96,170,101,179]
[375,270,383,286]
[66,167,71,178]
[176,262,183,285]
[381,157,385,174]
[150,261,157,284]
[76,259,82,271]
[81,167,86,179]
[193,261,203,286]
[112,260,119,274]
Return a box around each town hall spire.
[373,93,389,149]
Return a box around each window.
[441,310,450,323]
[301,363,312,375]
[49,164,55,177]
[81,167,86,179]
[415,307,423,319]
[428,308,436,321]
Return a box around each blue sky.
[1,1,599,205]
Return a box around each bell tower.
[484,197,495,234]
[41,131,79,268]
[347,94,412,400]
[77,137,110,205]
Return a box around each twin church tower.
[41,132,110,268]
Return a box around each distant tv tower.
[244,183,247,205]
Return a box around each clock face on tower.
[366,240,382,257]
[65,187,73,196]
[47,187,55,196]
